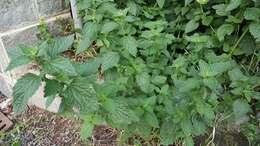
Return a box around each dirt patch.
[0,106,119,146]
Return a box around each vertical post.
[70,0,82,35]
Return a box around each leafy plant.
[7,0,260,145]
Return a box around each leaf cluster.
[7,0,260,145]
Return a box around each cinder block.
[0,74,12,98]
[0,0,38,32]
[0,13,71,112]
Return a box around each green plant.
[7,0,260,145]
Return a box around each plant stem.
[229,27,249,56]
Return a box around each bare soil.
[0,106,118,146]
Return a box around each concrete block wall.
[0,0,71,112]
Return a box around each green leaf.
[226,0,243,12]
[160,120,174,145]
[103,98,139,124]
[127,1,138,15]
[185,34,212,43]
[199,60,232,77]
[77,37,92,55]
[181,118,193,136]
[249,22,260,40]
[73,58,102,76]
[196,0,208,4]
[80,116,94,139]
[101,21,118,33]
[185,0,193,6]
[233,99,251,120]
[184,136,194,146]
[5,56,31,71]
[196,102,215,120]
[45,95,55,108]
[123,36,138,56]
[18,44,38,56]
[244,8,260,21]
[144,111,159,128]
[185,19,199,33]
[202,16,213,26]
[152,76,167,85]
[47,35,74,57]
[217,24,234,41]
[213,4,228,16]
[42,57,77,76]
[136,73,150,93]
[63,78,99,113]
[156,0,165,8]
[12,73,41,113]
[102,52,120,70]
[174,78,201,93]
[44,79,62,97]
[77,22,99,54]
[228,68,248,81]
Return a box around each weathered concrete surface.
[37,0,67,16]
[28,85,62,113]
[1,27,39,50]
[0,75,12,98]
[0,0,38,32]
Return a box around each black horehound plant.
[6,0,260,145]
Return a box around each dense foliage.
[7,0,260,145]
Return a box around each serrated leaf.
[44,79,62,97]
[63,78,99,113]
[202,16,213,26]
[18,44,38,56]
[101,21,118,33]
[233,99,251,120]
[12,73,41,113]
[228,68,248,81]
[5,56,31,71]
[185,34,212,43]
[42,57,77,76]
[136,73,150,93]
[127,1,138,15]
[193,119,206,135]
[185,19,199,33]
[160,120,174,145]
[77,22,99,54]
[144,111,159,128]
[73,58,102,76]
[103,98,139,124]
[184,136,194,146]
[47,35,74,57]
[181,118,193,136]
[213,4,228,16]
[174,78,201,93]
[77,37,92,55]
[249,22,260,40]
[196,102,215,120]
[244,8,260,21]
[45,95,55,108]
[156,0,165,8]
[102,52,120,70]
[196,0,208,4]
[226,0,243,12]
[199,60,232,77]
[152,76,167,85]
[217,24,234,41]
[123,36,138,56]
[185,0,193,6]
[80,116,94,139]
